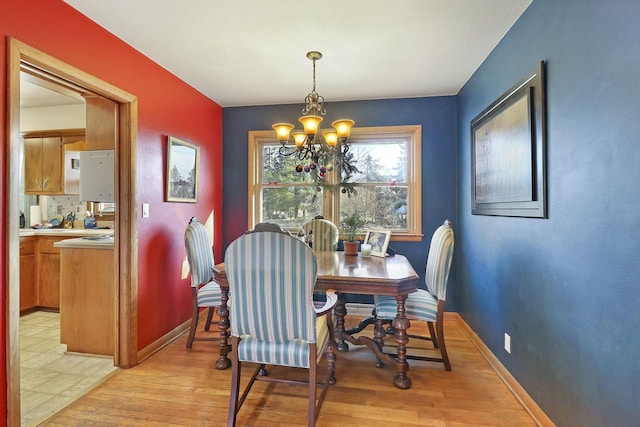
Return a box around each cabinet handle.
[43,178,48,188]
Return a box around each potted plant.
[340,213,369,256]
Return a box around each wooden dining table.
[212,251,420,389]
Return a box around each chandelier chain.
[312,57,317,93]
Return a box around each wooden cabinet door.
[41,136,63,193]
[85,95,117,150]
[19,238,36,313]
[24,136,63,194]
[24,137,44,193]
[37,237,62,309]
[38,254,60,308]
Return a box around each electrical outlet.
[504,333,511,354]
[57,204,63,214]
[142,203,150,218]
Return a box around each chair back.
[248,222,288,234]
[302,219,339,252]
[184,217,214,288]
[225,231,318,343]
[425,219,454,301]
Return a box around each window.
[248,125,422,241]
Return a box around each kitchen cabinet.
[58,238,115,356]
[37,236,63,310]
[24,136,63,194]
[22,129,85,195]
[85,95,117,150]
[19,230,113,315]
[19,237,36,313]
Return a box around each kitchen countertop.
[54,236,114,249]
[19,228,113,237]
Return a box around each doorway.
[6,38,138,426]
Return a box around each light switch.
[142,203,150,218]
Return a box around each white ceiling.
[20,78,85,108]
[55,0,530,108]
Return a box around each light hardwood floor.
[41,314,537,426]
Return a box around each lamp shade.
[299,115,323,136]
[322,130,338,147]
[272,123,294,142]
[332,119,355,138]
[292,131,306,148]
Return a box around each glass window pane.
[340,186,408,230]
[262,146,317,184]
[250,126,421,238]
[261,186,323,228]
[348,142,407,183]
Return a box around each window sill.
[389,233,423,242]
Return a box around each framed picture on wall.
[166,136,200,203]
[471,61,547,218]
[364,229,391,257]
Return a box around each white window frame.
[248,125,422,242]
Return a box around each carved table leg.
[215,287,231,370]
[334,293,349,352]
[392,294,411,389]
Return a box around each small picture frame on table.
[364,229,391,257]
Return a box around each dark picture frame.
[166,136,200,203]
[471,61,547,218]
[364,229,391,257]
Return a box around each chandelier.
[272,51,357,193]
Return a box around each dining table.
[212,250,420,389]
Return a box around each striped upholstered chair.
[301,218,339,252]
[374,219,455,370]
[184,217,222,348]
[225,231,338,427]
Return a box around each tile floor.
[19,311,119,427]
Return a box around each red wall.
[0,0,223,415]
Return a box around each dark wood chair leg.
[436,302,451,371]
[326,313,337,385]
[374,317,387,368]
[308,343,318,427]
[227,337,241,426]
[204,306,215,331]
[428,322,438,348]
[186,291,199,348]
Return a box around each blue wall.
[456,0,640,425]
[223,97,458,299]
